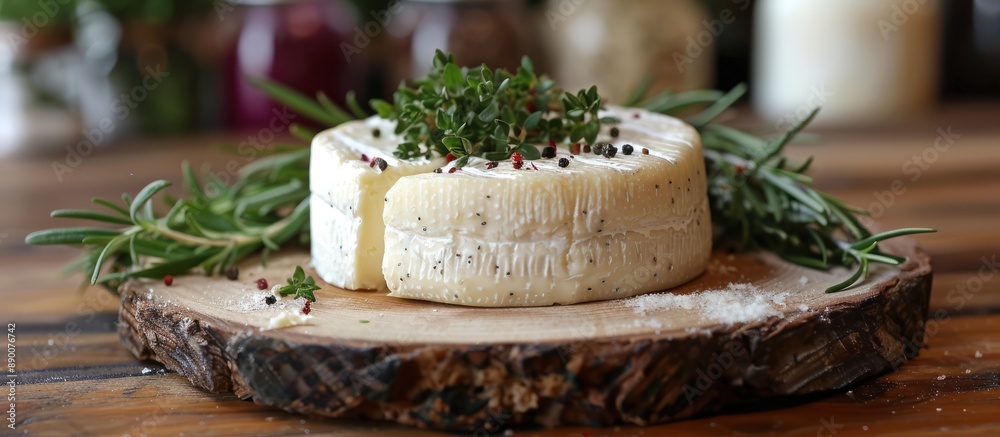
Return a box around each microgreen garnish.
[374,50,615,166]
[276,266,320,302]
[633,84,935,292]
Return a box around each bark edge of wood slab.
[117,238,931,431]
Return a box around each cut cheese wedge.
[382,107,710,306]
[309,118,444,290]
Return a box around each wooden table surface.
[3,106,1000,436]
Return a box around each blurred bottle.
[703,0,755,93]
[941,0,1000,99]
[541,0,715,104]
[754,0,942,128]
[389,0,534,81]
[223,0,363,131]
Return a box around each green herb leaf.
[517,145,541,160]
[443,63,463,90]
[247,76,351,127]
[278,265,320,302]
[25,228,122,245]
[51,209,133,226]
[129,180,172,224]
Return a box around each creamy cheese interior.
[309,117,444,290]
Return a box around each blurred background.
[0,0,998,156]
[4,3,1000,432]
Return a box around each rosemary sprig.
[375,50,615,166]
[635,85,935,292]
[25,150,313,293]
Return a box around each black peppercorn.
[583,145,592,154]
[225,266,239,280]
[610,127,620,138]
[486,161,498,169]
[434,168,443,173]
[603,145,618,158]
[558,158,569,168]
[541,146,556,159]
[593,143,604,155]
[372,128,381,138]
[622,144,633,155]
[265,295,277,305]
[372,157,388,172]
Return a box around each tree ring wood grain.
[117,237,931,431]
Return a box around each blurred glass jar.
[754,0,942,127]
[389,0,534,80]
[0,22,83,156]
[542,0,714,104]
[223,0,362,130]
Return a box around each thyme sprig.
[277,266,320,302]
[374,50,615,166]
[635,85,935,292]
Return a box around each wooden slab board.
[117,238,932,431]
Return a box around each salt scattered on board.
[222,290,274,313]
[619,282,795,325]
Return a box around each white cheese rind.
[381,107,711,306]
[309,117,444,290]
